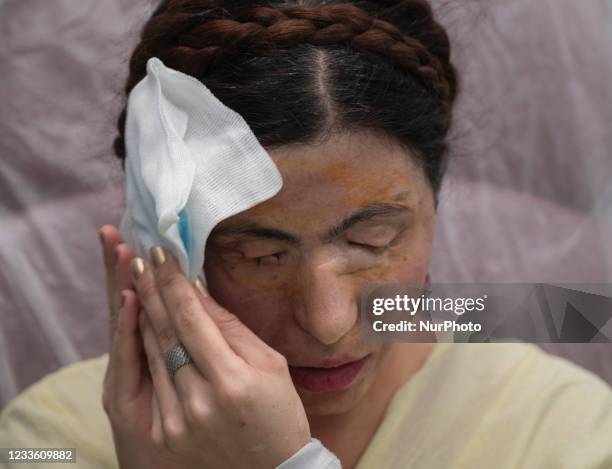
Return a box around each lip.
[288,354,370,392]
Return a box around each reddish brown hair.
[114,0,459,198]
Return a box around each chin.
[294,352,380,416]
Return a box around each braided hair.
[113,0,459,198]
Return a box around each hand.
[129,245,311,469]
[99,225,181,469]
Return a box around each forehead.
[218,131,427,233]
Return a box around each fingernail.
[98,228,105,245]
[121,291,127,308]
[195,277,209,297]
[151,246,166,267]
[131,258,144,281]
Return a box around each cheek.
[203,256,291,341]
[352,249,428,286]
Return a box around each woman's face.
[204,131,436,416]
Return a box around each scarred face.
[203,130,436,415]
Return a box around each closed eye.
[252,251,287,267]
[348,241,389,254]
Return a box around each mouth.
[288,354,371,392]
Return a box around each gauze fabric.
[119,57,283,283]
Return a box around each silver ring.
[164,343,194,377]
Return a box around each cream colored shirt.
[1,342,611,469]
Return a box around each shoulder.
[443,341,612,401]
[438,342,612,467]
[0,354,117,469]
[372,342,612,469]
[432,341,612,426]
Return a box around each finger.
[176,251,279,368]
[143,248,245,383]
[139,309,187,446]
[99,225,123,344]
[173,360,213,410]
[151,390,164,449]
[98,225,123,276]
[98,223,136,346]
[110,243,136,341]
[193,276,281,368]
[131,256,213,399]
[131,256,180,356]
[111,290,146,405]
[115,243,137,305]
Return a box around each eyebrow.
[210,203,411,245]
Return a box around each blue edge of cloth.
[178,208,191,255]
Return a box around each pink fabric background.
[0,0,611,407]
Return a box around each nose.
[293,248,359,345]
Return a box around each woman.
[1,1,611,468]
